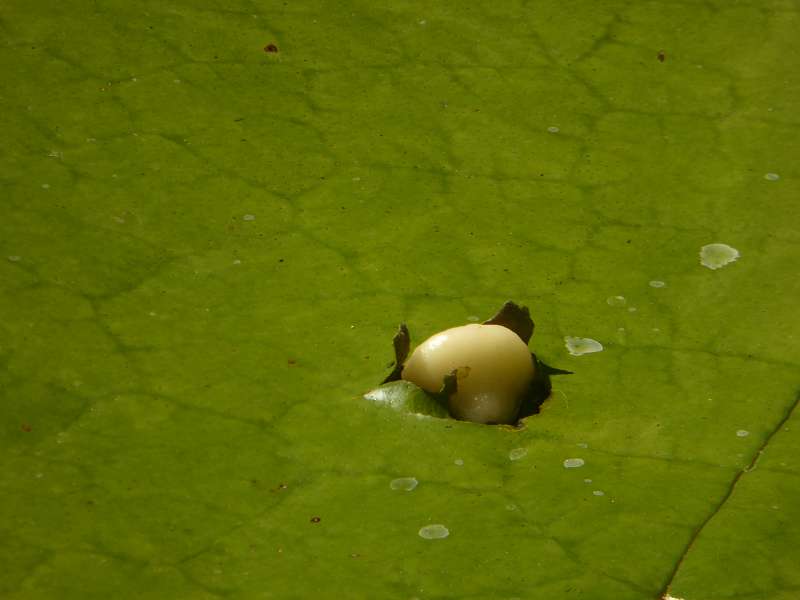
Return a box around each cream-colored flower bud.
[402,324,534,424]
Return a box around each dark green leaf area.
[363,380,449,419]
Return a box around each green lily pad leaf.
[363,380,448,419]
[2,1,799,599]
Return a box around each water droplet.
[7,255,21,262]
[736,429,750,437]
[243,214,255,221]
[563,458,585,469]
[628,307,637,312]
[583,478,592,484]
[505,503,518,511]
[232,259,242,265]
[606,295,626,307]
[592,490,605,496]
[700,243,740,270]
[564,337,603,356]
[547,126,560,133]
[576,442,588,449]
[764,173,780,181]
[390,477,418,491]
[454,458,464,466]
[649,280,666,288]
[509,448,528,461]
[466,315,480,322]
[418,524,449,539]
[41,183,50,189]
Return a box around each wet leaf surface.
[1,1,799,599]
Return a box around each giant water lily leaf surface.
[1,1,799,599]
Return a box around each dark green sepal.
[381,323,410,384]
[483,300,534,344]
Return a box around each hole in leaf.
[365,301,571,426]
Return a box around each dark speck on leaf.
[658,50,665,62]
[21,424,32,432]
[265,43,279,53]
[287,359,296,365]
[310,516,321,523]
